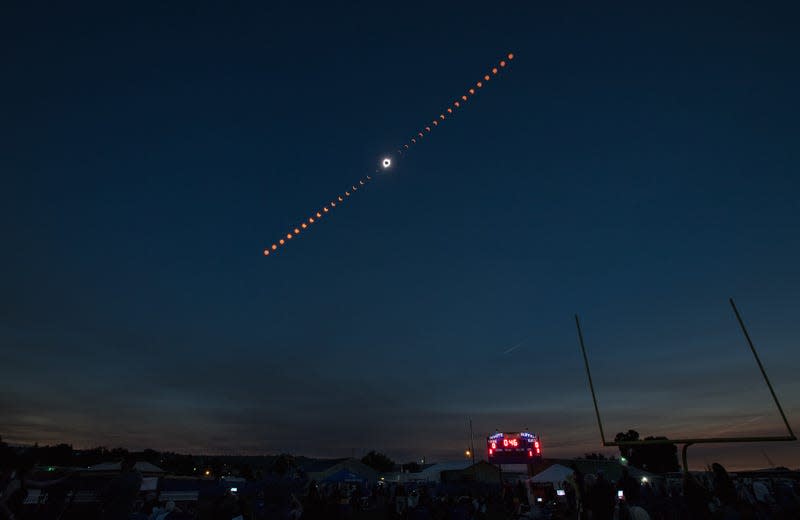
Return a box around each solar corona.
[263,52,516,257]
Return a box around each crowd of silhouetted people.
[553,463,800,520]
[2,454,800,519]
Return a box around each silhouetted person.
[568,464,587,519]
[588,472,615,520]
[212,492,241,520]
[449,496,471,520]
[516,480,527,504]
[395,483,407,517]
[682,472,711,520]
[288,493,303,519]
[711,463,741,519]
[304,480,324,520]
[99,457,142,520]
[150,500,179,520]
[773,478,800,518]
[617,469,639,506]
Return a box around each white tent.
[531,464,573,486]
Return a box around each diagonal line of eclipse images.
[263,52,515,257]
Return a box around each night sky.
[2,3,799,470]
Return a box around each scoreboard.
[487,432,542,464]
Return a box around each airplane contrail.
[503,340,526,355]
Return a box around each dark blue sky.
[2,2,799,469]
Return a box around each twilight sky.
[2,2,799,470]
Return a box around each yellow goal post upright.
[574,298,796,472]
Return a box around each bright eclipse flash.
[381,158,392,169]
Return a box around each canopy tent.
[87,461,164,474]
[323,469,368,484]
[531,464,574,486]
[304,458,378,484]
[531,461,660,486]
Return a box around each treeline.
[0,436,287,478]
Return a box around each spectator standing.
[587,472,616,520]
[99,457,143,520]
[711,463,742,520]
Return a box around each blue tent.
[323,469,367,484]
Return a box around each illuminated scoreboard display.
[487,432,542,464]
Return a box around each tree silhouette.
[270,454,296,476]
[583,453,608,460]
[614,430,679,473]
[614,429,640,460]
[361,451,395,472]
